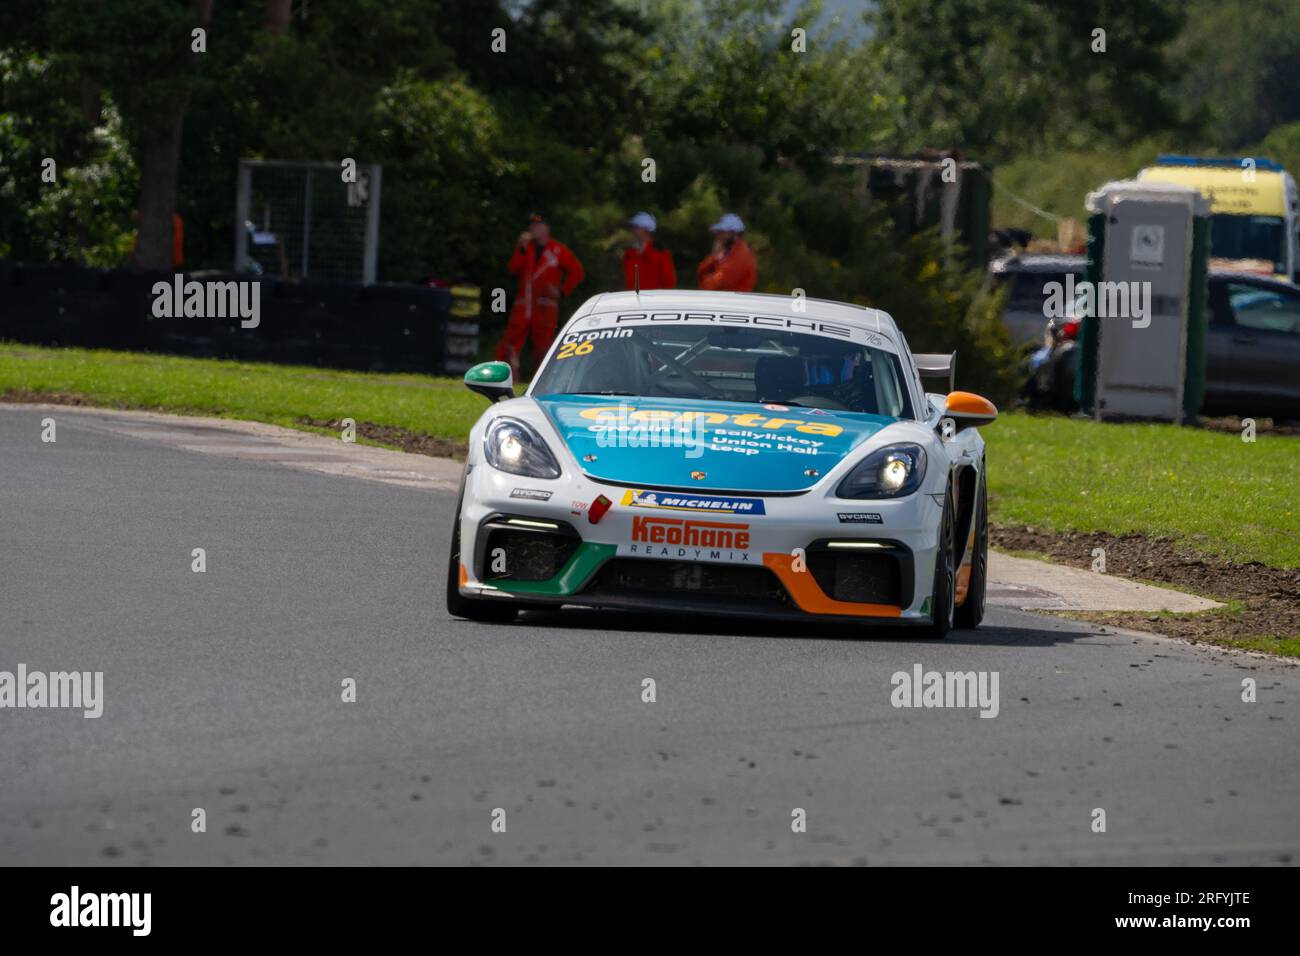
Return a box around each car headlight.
[483,417,562,479]
[836,443,927,499]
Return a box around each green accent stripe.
[493,541,615,596]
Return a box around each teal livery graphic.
[536,393,897,492]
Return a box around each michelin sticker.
[622,489,766,515]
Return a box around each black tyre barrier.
[0,262,474,375]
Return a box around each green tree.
[0,50,108,260]
[25,103,138,266]
[870,0,1187,159]
[1170,0,1300,147]
[366,72,515,281]
[0,0,238,268]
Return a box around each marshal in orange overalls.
[495,237,584,375]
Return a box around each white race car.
[447,291,997,638]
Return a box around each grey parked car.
[988,253,1086,348]
[1027,269,1300,418]
[1205,272,1300,419]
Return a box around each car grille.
[585,559,790,607]
[807,550,902,605]
[481,529,579,582]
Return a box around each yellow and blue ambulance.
[1138,155,1299,281]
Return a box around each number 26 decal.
[556,340,595,360]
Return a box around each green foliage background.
[3,0,1297,402]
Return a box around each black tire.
[445,476,518,623]
[953,463,988,629]
[919,487,955,640]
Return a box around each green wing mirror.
[464,361,514,403]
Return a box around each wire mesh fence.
[233,159,381,283]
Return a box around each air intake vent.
[807,550,902,605]
[482,529,579,582]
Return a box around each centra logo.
[631,515,750,549]
[579,405,842,437]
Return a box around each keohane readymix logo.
[0,665,103,718]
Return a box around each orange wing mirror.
[943,391,998,431]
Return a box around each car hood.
[534,393,898,493]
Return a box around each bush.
[24,103,137,267]
[367,72,515,283]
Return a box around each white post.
[233,161,252,271]
[363,164,382,285]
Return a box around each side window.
[1227,283,1300,335]
[872,353,907,419]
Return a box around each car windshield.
[533,324,914,418]
[1211,214,1286,272]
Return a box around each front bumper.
[457,467,943,623]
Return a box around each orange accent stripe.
[763,552,901,618]
[955,524,976,606]
[955,564,972,606]
[459,563,468,587]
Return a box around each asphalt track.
[1,406,1296,865]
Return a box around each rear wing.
[913,352,955,394]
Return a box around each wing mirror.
[941,391,998,433]
[464,361,514,403]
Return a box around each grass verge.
[990,526,1300,656]
[983,412,1299,569]
[0,342,487,446]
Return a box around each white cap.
[628,211,657,231]
[709,213,745,233]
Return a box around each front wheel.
[445,477,518,623]
[919,488,955,640]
